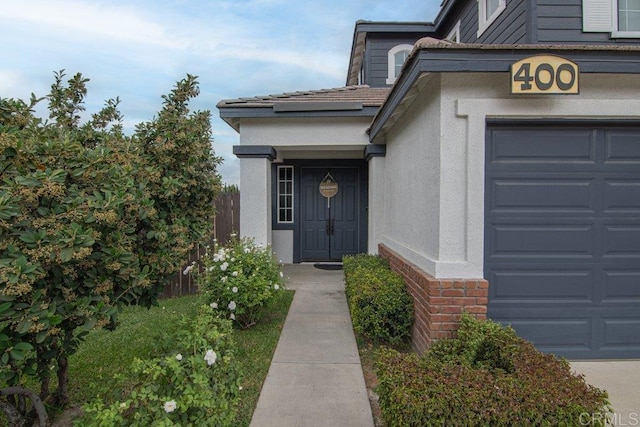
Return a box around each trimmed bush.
[343,254,413,346]
[375,313,611,426]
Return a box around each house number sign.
[319,173,338,208]
[511,55,579,95]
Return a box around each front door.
[300,167,359,261]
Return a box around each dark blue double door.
[300,167,360,261]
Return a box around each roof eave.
[369,43,640,142]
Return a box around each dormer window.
[446,21,461,42]
[478,0,506,37]
[386,44,413,85]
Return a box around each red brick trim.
[379,244,489,354]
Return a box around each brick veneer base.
[379,244,489,354]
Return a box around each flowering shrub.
[197,237,283,329]
[78,305,242,426]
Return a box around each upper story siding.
[535,0,640,44]
[353,0,640,88]
[439,0,527,44]
[364,33,434,87]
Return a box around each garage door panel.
[605,130,640,162]
[602,270,640,302]
[490,315,592,351]
[602,318,640,349]
[602,224,640,257]
[488,269,593,302]
[603,179,640,212]
[489,178,594,212]
[489,128,596,164]
[489,224,595,258]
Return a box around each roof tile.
[217,85,390,109]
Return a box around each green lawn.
[57,289,294,425]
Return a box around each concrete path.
[571,360,640,424]
[250,264,374,427]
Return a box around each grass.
[31,289,294,425]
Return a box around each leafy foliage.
[0,71,221,407]
[375,313,612,426]
[196,237,283,329]
[343,254,413,346]
[79,306,241,426]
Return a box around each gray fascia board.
[220,106,380,120]
[364,143,386,160]
[273,101,363,112]
[354,21,435,34]
[414,49,640,74]
[369,47,640,142]
[232,145,277,160]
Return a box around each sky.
[1,0,442,185]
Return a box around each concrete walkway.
[250,264,374,427]
[250,264,639,426]
[571,360,640,424]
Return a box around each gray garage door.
[485,123,640,359]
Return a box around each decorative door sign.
[319,172,338,207]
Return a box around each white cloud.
[0,0,443,185]
[1,1,185,49]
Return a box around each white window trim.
[386,44,413,85]
[477,0,507,38]
[583,0,640,37]
[446,20,461,42]
[277,165,294,224]
[612,0,640,37]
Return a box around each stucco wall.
[367,155,386,254]
[381,74,442,273]
[379,71,640,279]
[239,157,271,248]
[240,117,372,149]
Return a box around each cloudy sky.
[1,0,442,185]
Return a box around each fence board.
[162,192,240,298]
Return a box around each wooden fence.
[161,191,240,298]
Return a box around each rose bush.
[79,305,242,426]
[196,237,283,329]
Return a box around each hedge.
[375,313,611,426]
[343,254,413,346]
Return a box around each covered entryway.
[485,122,640,359]
[300,167,361,261]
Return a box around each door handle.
[330,218,335,236]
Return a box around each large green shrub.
[79,305,241,426]
[375,313,611,426]
[0,71,221,407]
[196,237,283,329]
[343,254,413,346]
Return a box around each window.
[446,21,461,42]
[478,0,506,37]
[583,0,640,37]
[386,44,413,84]
[277,166,293,223]
[618,0,640,32]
